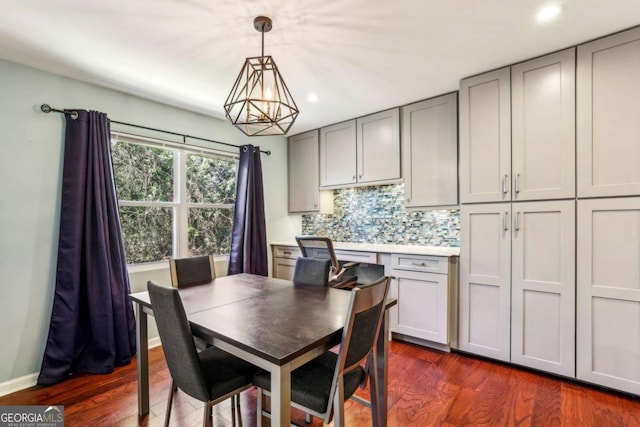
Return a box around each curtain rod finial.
[41,104,52,113]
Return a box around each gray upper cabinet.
[356,108,401,184]
[577,26,640,198]
[459,68,511,203]
[511,48,576,201]
[319,120,357,187]
[288,130,321,213]
[320,109,400,189]
[401,93,458,208]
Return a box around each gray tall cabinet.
[459,48,577,376]
[575,27,640,395]
[459,26,640,395]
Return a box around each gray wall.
[0,59,300,387]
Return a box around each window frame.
[111,132,238,269]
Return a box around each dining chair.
[169,255,216,350]
[295,235,359,289]
[169,254,216,288]
[147,281,259,427]
[253,275,391,427]
[292,257,331,287]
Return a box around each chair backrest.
[169,255,215,288]
[328,276,390,410]
[293,257,331,287]
[147,281,210,402]
[295,235,340,278]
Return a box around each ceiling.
[1,0,639,135]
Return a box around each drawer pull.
[283,251,291,255]
[412,262,427,267]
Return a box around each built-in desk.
[271,242,460,351]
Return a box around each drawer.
[273,246,301,259]
[390,253,448,274]
[335,250,378,264]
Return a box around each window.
[111,134,237,265]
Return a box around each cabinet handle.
[515,211,520,231]
[503,211,509,231]
[359,174,363,179]
[515,173,520,194]
[283,251,291,255]
[352,175,356,180]
[502,174,509,194]
[412,262,426,267]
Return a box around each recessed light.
[537,4,561,22]
[307,93,319,103]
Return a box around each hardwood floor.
[1,340,639,426]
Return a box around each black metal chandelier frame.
[224,16,299,136]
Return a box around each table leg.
[135,302,149,416]
[270,363,292,427]
[372,310,390,427]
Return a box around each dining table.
[129,273,396,427]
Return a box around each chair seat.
[253,352,364,414]
[199,346,259,400]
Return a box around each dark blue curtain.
[38,110,136,385]
[228,144,268,276]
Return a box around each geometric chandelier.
[224,16,299,136]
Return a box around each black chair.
[169,254,216,288]
[253,275,391,427]
[147,281,258,427]
[295,235,359,289]
[292,257,332,287]
[169,255,216,350]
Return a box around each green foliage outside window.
[112,142,173,201]
[111,138,236,264]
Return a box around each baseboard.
[0,337,163,397]
[148,337,161,349]
[0,372,39,397]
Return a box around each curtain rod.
[40,104,271,156]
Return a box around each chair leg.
[368,356,381,425]
[164,380,177,427]
[230,394,243,427]
[203,400,213,427]
[305,413,312,424]
[332,380,346,427]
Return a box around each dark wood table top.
[130,273,356,365]
[190,284,353,365]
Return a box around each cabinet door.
[512,49,576,201]
[459,68,511,203]
[391,271,449,344]
[356,108,400,184]
[577,27,640,198]
[577,198,640,395]
[289,130,320,212]
[273,257,296,280]
[511,201,575,376]
[459,203,511,361]
[320,120,356,187]
[402,94,458,208]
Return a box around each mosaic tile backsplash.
[302,184,460,247]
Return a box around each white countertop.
[271,241,460,257]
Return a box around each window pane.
[186,154,236,204]
[188,207,234,256]
[120,206,173,264]
[112,141,174,201]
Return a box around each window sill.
[126,255,230,274]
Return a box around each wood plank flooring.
[1,340,639,426]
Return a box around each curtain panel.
[228,144,268,276]
[38,110,136,385]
